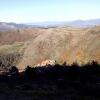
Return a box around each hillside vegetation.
[17,26,100,70]
[0,26,100,70]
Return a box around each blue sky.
[0,0,100,23]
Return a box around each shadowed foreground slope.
[0,61,100,100]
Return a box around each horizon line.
[0,18,100,24]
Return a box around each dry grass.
[0,26,100,70]
[18,26,100,69]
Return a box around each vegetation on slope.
[0,26,100,70]
[18,26,100,69]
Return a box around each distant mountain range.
[0,22,29,31]
[29,19,100,27]
[0,19,100,31]
[67,19,100,27]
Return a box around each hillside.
[0,25,100,70]
[16,26,100,70]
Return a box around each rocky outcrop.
[35,59,56,67]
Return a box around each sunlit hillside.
[0,26,99,70]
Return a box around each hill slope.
[17,26,100,70]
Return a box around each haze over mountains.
[28,19,100,27]
[1,19,100,31]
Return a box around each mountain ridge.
[1,18,100,31]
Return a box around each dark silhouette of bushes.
[20,61,100,81]
[0,60,99,84]
[9,66,19,76]
[24,66,37,80]
[0,61,99,99]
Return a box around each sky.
[0,0,100,23]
